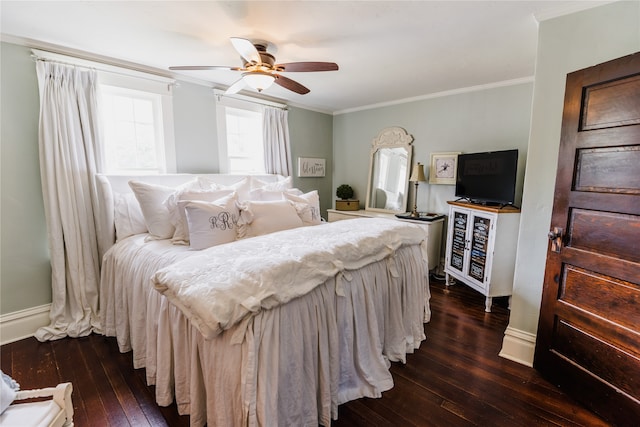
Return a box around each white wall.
[501,0,640,366]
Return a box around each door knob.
[548,227,564,253]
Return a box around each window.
[98,71,176,175]
[224,107,264,173]
[30,49,176,175]
[216,96,265,174]
[99,86,166,174]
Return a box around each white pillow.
[114,192,147,240]
[284,190,322,225]
[198,176,252,201]
[237,200,303,239]
[166,189,235,244]
[248,187,304,201]
[248,188,286,201]
[182,194,240,250]
[251,176,293,191]
[128,181,177,240]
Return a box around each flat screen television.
[455,149,518,206]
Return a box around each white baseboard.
[499,326,536,367]
[0,304,51,345]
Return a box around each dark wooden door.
[534,52,640,426]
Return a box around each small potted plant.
[336,184,354,200]
[335,184,359,211]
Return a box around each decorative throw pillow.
[182,193,240,250]
[284,190,322,225]
[129,181,177,240]
[165,189,235,244]
[237,200,304,239]
[114,192,147,240]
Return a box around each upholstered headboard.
[95,173,283,257]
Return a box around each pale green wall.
[288,107,334,218]
[333,83,533,215]
[0,41,333,316]
[173,81,220,173]
[0,42,51,313]
[508,1,640,340]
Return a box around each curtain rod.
[31,49,177,87]
[213,89,287,110]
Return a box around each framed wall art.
[429,152,460,185]
[297,157,326,177]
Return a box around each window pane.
[100,85,165,174]
[225,107,264,174]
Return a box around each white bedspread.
[100,216,431,426]
[152,217,427,339]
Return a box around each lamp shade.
[409,162,426,182]
[243,71,275,92]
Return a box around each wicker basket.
[335,200,359,211]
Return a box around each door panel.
[468,213,492,286]
[575,146,640,193]
[581,74,640,130]
[569,209,640,261]
[535,52,640,426]
[448,209,468,273]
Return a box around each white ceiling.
[1,1,607,114]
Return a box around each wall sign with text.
[298,157,326,177]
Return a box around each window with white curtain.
[216,95,266,174]
[99,85,167,174]
[97,67,176,174]
[30,49,177,175]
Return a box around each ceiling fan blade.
[274,74,310,95]
[230,37,261,64]
[169,65,243,71]
[225,77,247,95]
[275,62,339,72]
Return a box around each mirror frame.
[365,127,414,214]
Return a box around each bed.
[96,173,431,426]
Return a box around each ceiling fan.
[169,37,339,95]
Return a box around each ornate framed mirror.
[365,127,413,213]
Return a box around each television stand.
[453,198,519,210]
[444,200,521,312]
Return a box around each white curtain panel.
[34,61,102,341]
[262,107,292,176]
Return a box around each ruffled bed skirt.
[101,237,429,426]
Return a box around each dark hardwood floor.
[1,279,609,426]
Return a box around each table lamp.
[409,162,426,218]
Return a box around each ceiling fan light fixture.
[242,71,275,92]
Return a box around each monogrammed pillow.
[182,193,240,250]
[166,189,235,244]
[284,190,322,225]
